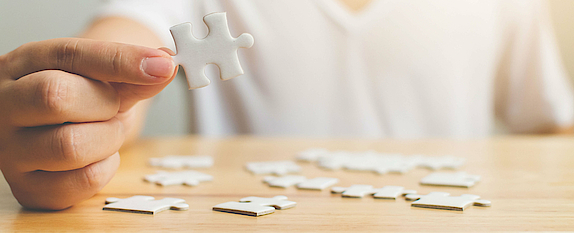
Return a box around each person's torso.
[184,0,505,138]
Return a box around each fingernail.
[142,57,174,78]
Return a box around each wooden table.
[1,136,574,232]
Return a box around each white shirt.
[99,0,574,138]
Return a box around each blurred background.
[1,0,573,137]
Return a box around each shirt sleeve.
[495,0,574,133]
[95,0,198,50]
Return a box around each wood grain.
[1,136,574,232]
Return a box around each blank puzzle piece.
[297,177,340,190]
[331,185,416,199]
[343,154,419,174]
[296,148,330,162]
[299,148,466,174]
[245,160,301,175]
[144,170,213,186]
[263,175,339,190]
[263,175,307,188]
[213,196,296,217]
[149,155,213,169]
[103,195,189,215]
[417,156,465,170]
[170,12,254,89]
[405,192,491,211]
[420,172,480,188]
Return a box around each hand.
[0,38,177,210]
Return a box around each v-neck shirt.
[99,0,574,138]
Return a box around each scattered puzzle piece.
[170,12,254,89]
[344,154,419,174]
[298,148,466,174]
[331,185,416,199]
[246,160,301,175]
[317,151,353,170]
[417,156,465,170]
[297,177,340,190]
[262,176,339,190]
[371,186,418,199]
[103,195,189,215]
[420,172,480,188]
[296,148,330,162]
[144,170,213,186]
[405,192,491,211]
[149,155,213,169]
[213,196,296,217]
[263,175,307,188]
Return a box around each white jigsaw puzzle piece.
[103,195,189,215]
[340,152,416,174]
[262,176,338,190]
[420,172,480,188]
[296,148,330,162]
[149,155,214,169]
[405,192,491,211]
[263,175,307,188]
[297,177,339,190]
[317,151,353,170]
[212,195,296,217]
[144,170,213,186]
[331,185,376,198]
[245,160,301,175]
[170,12,254,89]
[417,155,466,170]
[332,185,416,199]
[371,186,417,199]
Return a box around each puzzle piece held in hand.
[103,195,189,215]
[213,196,296,217]
[246,160,301,175]
[144,170,213,186]
[405,192,491,211]
[263,176,339,190]
[420,172,480,188]
[331,185,416,199]
[170,12,254,89]
[149,155,213,169]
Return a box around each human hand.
[0,38,176,210]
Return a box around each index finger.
[0,38,175,84]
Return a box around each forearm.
[80,17,165,147]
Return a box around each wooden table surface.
[1,136,574,232]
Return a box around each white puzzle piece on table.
[103,195,189,215]
[371,186,417,199]
[303,149,466,174]
[297,177,339,190]
[317,151,353,170]
[263,175,307,188]
[405,192,491,211]
[245,160,301,175]
[343,154,418,174]
[417,156,466,170]
[170,12,254,89]
[262,176,339,190]
[212,195,296,217]
[420,172,480,188]
[331,185,416,199]
[296,148,330,162]
[149,155,214,169]
[144,170,213,186]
